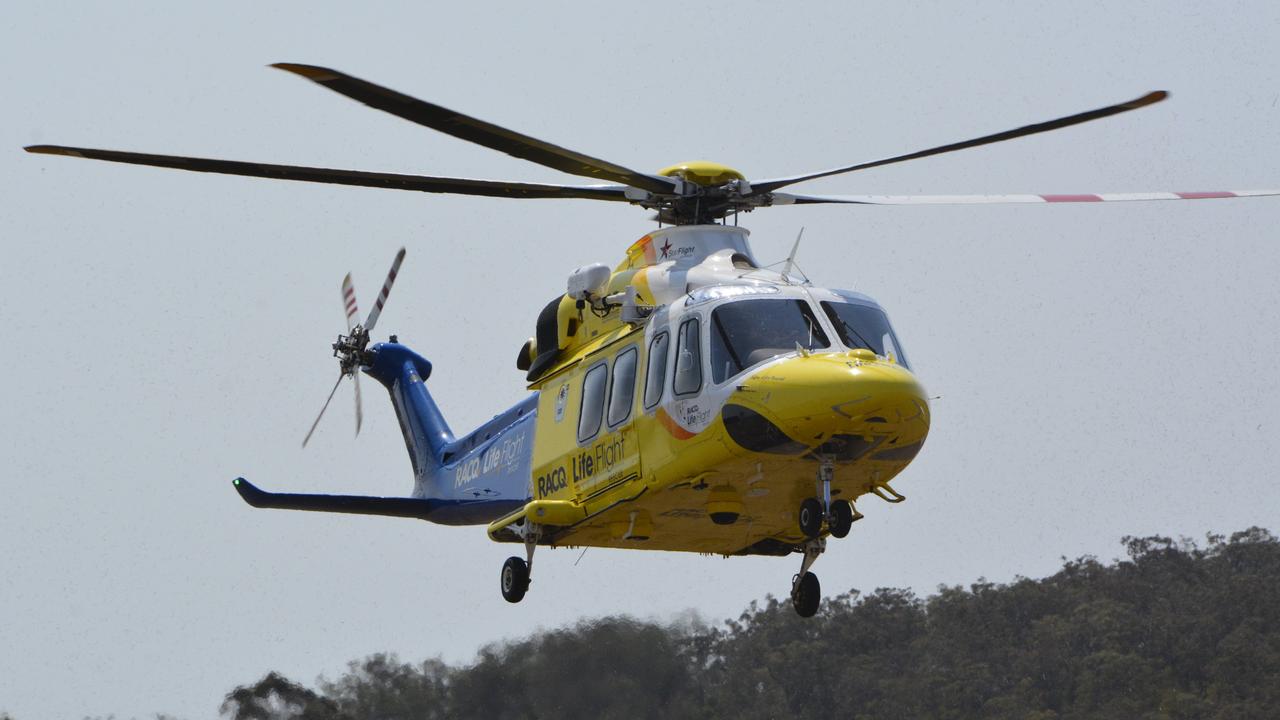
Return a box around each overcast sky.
[3,2,1279,718]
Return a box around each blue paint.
[363,342,537,526]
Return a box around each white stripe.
[776,189,1280,206]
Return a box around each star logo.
[660,239,673,258]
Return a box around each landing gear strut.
[500,521,540,604]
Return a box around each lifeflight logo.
[535,435,629,498]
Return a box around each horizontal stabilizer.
[232,477,437,520]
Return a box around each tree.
[217,527,1280,719]
[221,672,346,720]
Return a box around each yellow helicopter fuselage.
[489,225,930,556]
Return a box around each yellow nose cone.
[657,161,745,186]
[724,352,930,460]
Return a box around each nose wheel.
[798,497,824,538]
[798,457,863,539]
[828,499,858,538]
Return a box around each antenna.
[782,227,804,283]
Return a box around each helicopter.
[25,64,1280,617]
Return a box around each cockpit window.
[709,299,830,383]
[821,302,910,369]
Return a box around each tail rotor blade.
[341,272,360,331]
[364,247,406,333]
[302,373,346,448]
[353,371,364,438]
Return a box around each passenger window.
[673,318,702,396]
[643,332,669,409]
[578,362,608,442]
[607,347,638,427]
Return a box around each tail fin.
[363,341,454,481]
[363,341,534,525]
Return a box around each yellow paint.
[488,242,930,556]
[657,161,745,187]
[491,335,930,554]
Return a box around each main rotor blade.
[273,63,677,195]
[24,145,631,201]
[302,373,346,448]
[772,188,1280,206]
[364,247,405,334]
[753,91,1168,194]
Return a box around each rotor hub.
[658,161,745,187]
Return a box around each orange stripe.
[656,407,698,440]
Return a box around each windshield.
[710,299,830,383]
[821,301,910,369]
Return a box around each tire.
[792,571,821,618]
[798,498,823,538]
[500,556,529,603]
[829,500,854,539]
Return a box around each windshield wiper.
[835,316,877,354]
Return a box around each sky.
[2,2,1279,718]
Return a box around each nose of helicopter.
[721,350,930,461]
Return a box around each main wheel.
[792,571,821,618]
[798,498,824,538]
[828,500,854,539]
[500,556,530,603]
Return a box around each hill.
[219,528,1280,719]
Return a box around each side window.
[673,318,702,396]
[607,347,638,427]
[643,332,669,409]
[578,362,608,442]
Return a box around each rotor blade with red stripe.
[752,91,1168,194]
[771,189,1280,206]
[364,247,405,334]
[341,273,360,331]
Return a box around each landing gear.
[499,521,540,604]
[798,497,824,538]
[828,499,855,539]
[790,538,825,617]
[792,571,820,617]
[500,556,529,603]
[799,457,863,539]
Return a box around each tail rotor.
[301,247,407,447]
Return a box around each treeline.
[219,528,1280,719]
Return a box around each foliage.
[221,672,346,720]
[222,528,1280,719]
